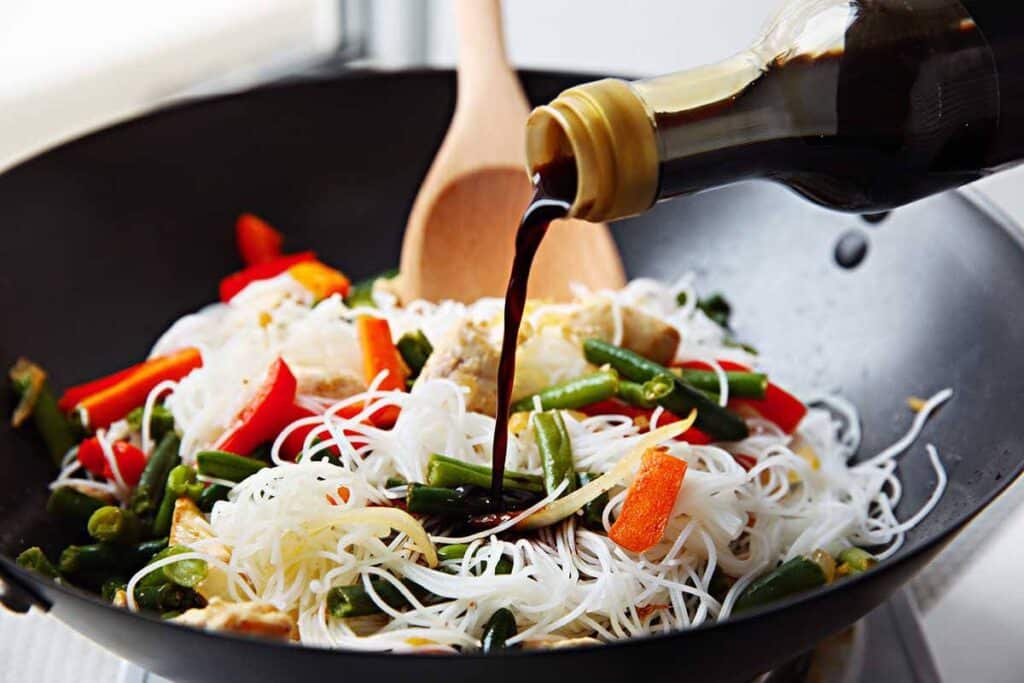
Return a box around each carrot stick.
[356,316,408,391]
[77,348,203,429]
[609,447,687,553]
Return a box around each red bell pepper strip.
[236,213,284,266]
[58,362,145,412]
[609,447,688,553]
[215,358,297,456]
[76,348,203,430]
[219,251,317,302]
[77,437,147,486]
[675,360,807,434]
[579,400,713,445]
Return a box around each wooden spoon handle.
[455,0,513,92]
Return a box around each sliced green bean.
[130,433,181,518]
[675,369,767,399]
[836,547,877,576]
[481,608,517,652]
[406,484,540,517]
[47,486,107,524]
[327,577,429,618]
[396,330,433,377]
[426,454,544,493]
[9,359,75,466]
[133,582,204,612]
[126,405,176,442]
[139,546,207,589]
[197,484,231,512]
[511,369,619,413]
[582,339,748,441]
[16,547,60,580]
[616,380,657,409]
[153,465,204,536]
[437,544,512,575]
[87,506,144,545]
[531,411,576,497]
[576,473,608,531]
[733,556,828,613]
[196,450,267,483]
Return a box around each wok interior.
[1,70,1022,584]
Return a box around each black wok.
[0,70,1022,682]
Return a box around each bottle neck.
[527,0,1010,221]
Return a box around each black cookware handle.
[0,560,52,613]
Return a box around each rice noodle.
[66,273,951,652]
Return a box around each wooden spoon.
[398,0,625,304]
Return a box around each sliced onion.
[323,507,438,567]
[516,411,696,530]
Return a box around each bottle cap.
[526,79,659,222]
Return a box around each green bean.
[326,577,429,618]
[384,476,408,490]
[511,369,619,413]
[396,330,433,377]
[641,375,675,402]
[122,538,169,568]
[426,454,544,493]
[196,450,267,483]
[344,268,399,309]
[576,473,608,531]
[437,544,513,575]
[133,582,205,612]
[16,547,60,580]
[9,359,75,466]
[101,577,127,603]
[481,608,517,652]
[675,369,767,399]
[733,556,828,613]
[47,486,107,525]
[406,484,540,517]
[62,538,168,576]
[197,484,231,512]
[531,411,576,497]
[153,465,204,536]
[616,380,657,409]
[87,506,144,545]
[836,547,877,576]
[582,339,749,441]
[125,405,175,442]
[697,293,731,328]
[140,546,207,589]
[129,432,181,518]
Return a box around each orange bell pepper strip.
[76,348,203,429]
[609,447,688,553]
[288,261,351,300]
[219,251,317,302]
[216,358,297,456]
[676,360,807,433]
[236,213,284,266]
[58,362,146,412]
[356,316,408,428]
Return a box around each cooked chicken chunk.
[302,371,365,400]
[418,321,500,415]
[170,497,235,600]
[173,598,298,641]
[567,301,680,364]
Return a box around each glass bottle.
[525,0,1024,222]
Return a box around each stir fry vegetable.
[235,213,284,266]
[9,358,74,464]
[531,411,576,497]
[608,447,687,553]
[215,358,297,456]
[511,369,619,413]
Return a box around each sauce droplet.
[860,211,891,225]
[834,230,869,269]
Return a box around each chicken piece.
[567,301,680,364]
[170,497,235,600]
[173,598,298,641]
[301,371,365,400]
[418,321,500,415]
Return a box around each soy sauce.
[490,162,575,505]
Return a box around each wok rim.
[1,67,1022,662]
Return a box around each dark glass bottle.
[525,0,1024,221]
